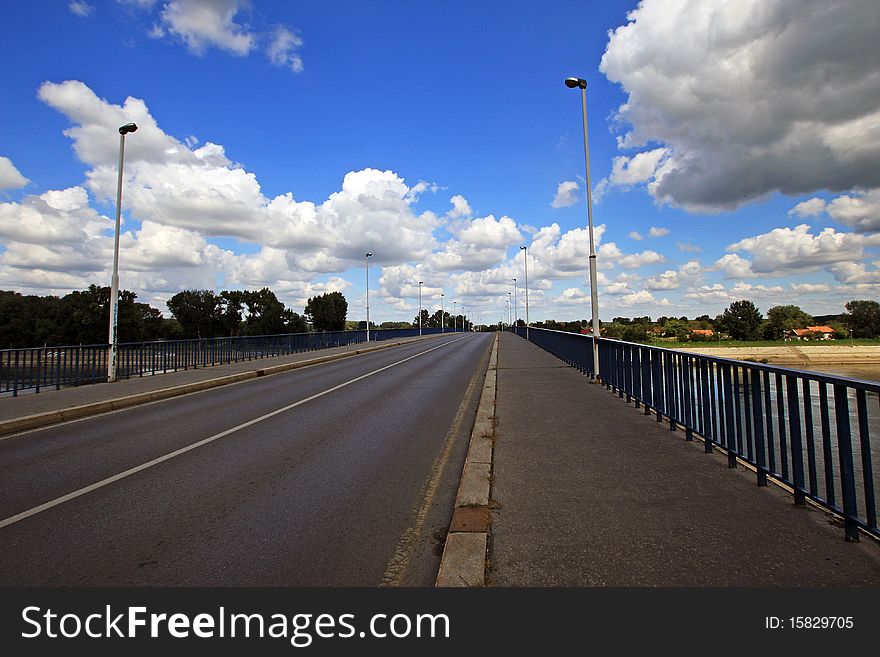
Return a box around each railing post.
[786,376,807,506]
[751,367,768,486]
[856,391,876,532]
[833,384,860,542]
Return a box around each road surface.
[0,333,492,586]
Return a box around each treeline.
[412,309,473,332]
[0,286,166,349]
[0,286,352,349]
[532,300,880,343]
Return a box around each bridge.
[0,329,878,586]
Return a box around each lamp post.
[365,252,373,341]
[512,278,518,329]
[453,301,457,332]
[107,122,138,384]
[507,292,512,328]
[418,281,423,336]
[520,245,530,339]
[565,76,601,378]
[441,293,445,333]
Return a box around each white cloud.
[620,290,669,307]
[267,25,304,73]
[618,249,663,270]
[790,282,833,294]
[787,189,880,232]
[69,1,94,17]
[157,0,255,56]
[596,148,667,198]
[825,188,880,232]
[446,194,472,219]
[676,241,701,253]
[600,0,880,212]
[551,180,579,208]
[828,262,880,285]
[714,253,755,279]
[789,197,827,218]
[629,226,668,241]
[724,224,880,276]
[0,156,29,190]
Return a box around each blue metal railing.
[513,326,880,542]
[0,327,450,396]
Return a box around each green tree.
[720,300,763,340]
[242,288,287,335]
[166,290,223,338]
[305,292,348,331]
[284,310,308,333]
[762,305,814,340]
[845,300,880,338]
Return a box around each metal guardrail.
[0,327,450,397]
[513,326,879,542]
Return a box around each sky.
[1,0,879,328]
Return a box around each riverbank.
[676,343,880,365]
[674,344,880,382]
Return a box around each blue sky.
[1,0,878,327]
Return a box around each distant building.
[690,329,714,337]
[785,325,835,340]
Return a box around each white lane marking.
[0,335,474,530]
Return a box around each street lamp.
[107,121,138,383]
[418,281,423,336]
[507,292,512,328]
[365,252,373,341]
[521,245,530,339]
[565,76,601,378]
[453,300,457,332]
[512,278,518,329]
[441,292,445,333]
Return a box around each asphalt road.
[0,332,492,586]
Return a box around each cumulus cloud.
[551,180,579,208]
[825,189,880,232]
[618,249,663,270]
[788,189,880,232]
[789,197,827,218]
[600,0,880,212]
[432,214,522,272]
[723,224,880,276]
[0,156,29,190]
[648,226,669,238]
[446,194,473,219]
[1,80,449,308]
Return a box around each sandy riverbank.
[676,344,880,367]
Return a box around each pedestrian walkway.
[489,332,880,586]
[0,334,439,435]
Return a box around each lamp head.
[564,77,587,89]
[119,123,138,135]
[365,252,373,258]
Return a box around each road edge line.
[435,332,497,587]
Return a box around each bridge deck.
[490,332,880,585]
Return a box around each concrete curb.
[0,337,438,439]
[435,333,497,587]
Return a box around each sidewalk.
[489,332,880,586]
[0,334,439,436]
